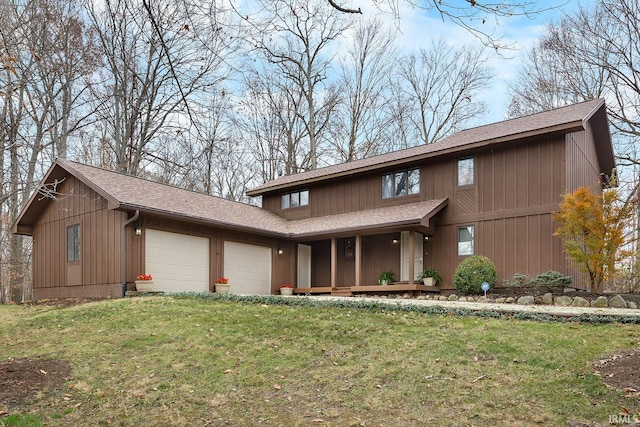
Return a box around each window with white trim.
[457,225,474,256]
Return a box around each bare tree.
[0,0,98,302]
[331,18,397,162]
[391,40,492,147]
[86,0,232,175]
[245,0,349,171]
[507,0,640,291]
[238,71,307,181]
[326,0,556,50]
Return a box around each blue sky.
[347,0,589,124]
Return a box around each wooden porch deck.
[292,283,440,297]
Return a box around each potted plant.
[417,268,442,287]
[279,284,294,296]
[135,274,154,292]
[215,277,230,293]
[378,271,395,286]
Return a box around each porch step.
[331,288,353,297]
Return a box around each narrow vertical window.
[407,168,420,194]
[457,225,474,256]
[458,157,474,186]
[67,224,81,262]
[281,194,290,209]
[394,171,407,196]
[382,173,394,199]
[300,190,309,206]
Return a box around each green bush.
[454,255,497,295]
[529,271,572,293]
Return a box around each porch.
[293,282,441,297]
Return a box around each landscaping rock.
[517,296,535,305]
[628,302,637,309]
[541,293,554,305]
[448,294,459,301]
[591,296,609,308]
[477,296,489,303]
[438,296,448,301]
[572,296,590,307]
[495,298,506,304]
[608,295,628,308]
[505,297,515,304]
[554,295,573,306]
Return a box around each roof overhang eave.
[247,123,585,197]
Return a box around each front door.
[297,244,311,287]
[401,231,423,281]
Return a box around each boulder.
[517,296,535,305]
[628,302,637,310]
[477,296,489,303]
[590,296,609,308]
[505,297,516,304]
[554,295,573,306]
[608,295,628,308]
[572,296,590,307]
[495,298,506,304]
[448,294,459,301]
[541,293,554,305]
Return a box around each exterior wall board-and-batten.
[13,99,615,298]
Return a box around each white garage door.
[145,229,210,292]
[224,241,271,295]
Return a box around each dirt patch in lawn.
[0,358,72,410]
[594,349,640,392]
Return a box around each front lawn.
[0,296,638,426]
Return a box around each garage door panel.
[146,230,209,292]
[224,241,271,295]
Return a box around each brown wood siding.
[565,130,602,193]
[31,176,126,299]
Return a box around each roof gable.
[14,159,448,238]
[247,98,613,196]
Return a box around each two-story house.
[13,99,614,299]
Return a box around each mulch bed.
[0,358,72,410]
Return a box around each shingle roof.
[14,159,448,238]
[247,98,611,196]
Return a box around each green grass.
[1,296,639,426]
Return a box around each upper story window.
[281,190,309,209]
[457,157,474,186]
[382,168,420,199]
[67,224,81,262]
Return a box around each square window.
[458,157,474,186]
[67,224,81,262]
[457,225,474,256]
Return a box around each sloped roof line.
[247,98,607,196]
[15,159,447,238]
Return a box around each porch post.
[355,235,362,286]
[408,230,415,285]
[331,237,337,288]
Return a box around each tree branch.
[326,0,361,14]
